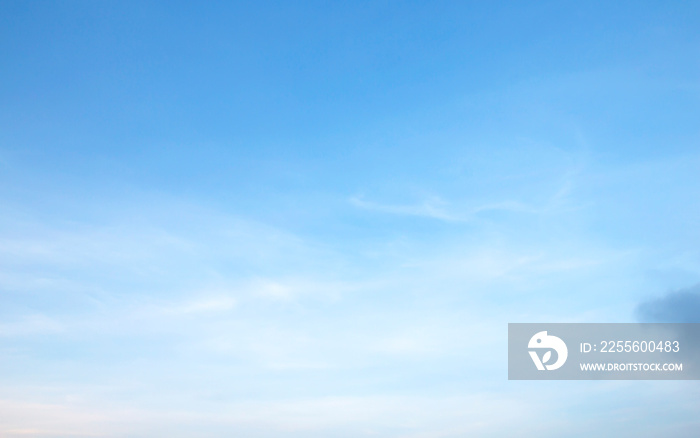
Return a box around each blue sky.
[1,1,699,437]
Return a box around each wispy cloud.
[349,195,463,221]
[0,314,65,337]
[156,296,238,316]
[349,176,581,222]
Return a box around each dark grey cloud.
[636,284,700,378]
[636,284,700,323]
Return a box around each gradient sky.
[1,1,699,437]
